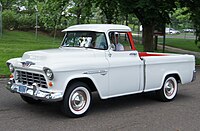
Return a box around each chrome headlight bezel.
[43,67,54,80]
[8,63,15,73]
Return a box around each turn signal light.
[10,74,14,78]
[48,82,53,87]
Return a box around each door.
[106,32,143,97]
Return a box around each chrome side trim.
[142,58,146,91]
[83,70,108,75]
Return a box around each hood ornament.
[21,61,35,67]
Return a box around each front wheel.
[61,82,92,118]
[156,76,178,102]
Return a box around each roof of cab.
[62,24,132,32]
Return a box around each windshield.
[61,31,108,50]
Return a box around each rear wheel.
[156,76,178,102]
[61,82,92,118]
[20,95,42,104]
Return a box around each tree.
[94,0,119,24]
[179,0,200,48]
[118,0,177,51]
[1,0,38,30]
[41,0,69,37]
[66,0,92,24]
[0,0,16,10]
[171,7,192,29]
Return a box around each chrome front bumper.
[192,70,196,82]
[7,78,63,101]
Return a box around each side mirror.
[109,44,115,51]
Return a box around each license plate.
[18,85,27,93]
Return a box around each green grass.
[0,30,61,76]
[196,58,200,65]
[134,43,144,52]
[158,38,200,52]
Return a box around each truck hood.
[21,47,96,69]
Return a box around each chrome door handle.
[129,52,137,56]
[100,70,108,75]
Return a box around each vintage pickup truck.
[6,24,196,117]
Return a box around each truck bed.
[139,52,195,92]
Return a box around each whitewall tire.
[61,82,92,118]
[156,76,178,102]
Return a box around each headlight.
[44,67,54,80]
[8,64,15,73]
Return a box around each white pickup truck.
[7,24,196,117]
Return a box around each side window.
[109,32,132,51]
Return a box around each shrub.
[2,10,18,30]
[17,14,36,30]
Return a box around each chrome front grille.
[16,70,48,88]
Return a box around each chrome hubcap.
[165,80,175,96]
[70,90,87,111]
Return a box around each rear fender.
[160,71,181,89]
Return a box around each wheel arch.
[62,74,106,100]
[63,74,101,97]
[66,77,97,92]
[165,73,181,83]
[162,72,181,86]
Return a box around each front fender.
[63,73,108,99]
[6,58,21,66]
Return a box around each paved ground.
[0,67,199,131]
[157,45,200,58]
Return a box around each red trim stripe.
[127,32,136,50]
[139,52,167,57]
